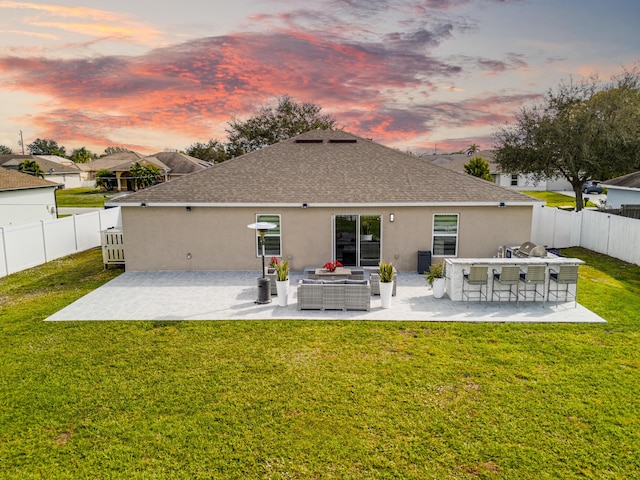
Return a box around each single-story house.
[79,152,168,191]
[80,151,211,191]
[602,171,640,209]
[109,130,542,272]
[0,154,84,189]
[0,168,59,226]
[145,151,213,180]
[425,151,572,191]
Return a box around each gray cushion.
[345,279,368,285]
[322,279,348,284]
[301,278,323,284]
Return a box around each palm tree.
[466,143,480,156]
[18,159,45,178]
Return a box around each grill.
[512,241,546,258]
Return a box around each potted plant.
[360,221,373,241]
[274,260,289,306]
[266,256,278,275]
[425,261,446,299]
[323,260,343,272]
[378,260,394,308]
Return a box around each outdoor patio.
[46,271,606,323]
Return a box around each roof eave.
[109,201,542,208]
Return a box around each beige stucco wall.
[120,205,533,272]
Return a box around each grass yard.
[0,248,638,479]
[55,187,107,208]
[521,190,598,209]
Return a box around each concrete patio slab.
[46,271,606,323]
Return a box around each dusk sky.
[1,0,639,155]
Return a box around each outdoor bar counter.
[444,257,584,302]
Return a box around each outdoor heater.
[247,221,277,304]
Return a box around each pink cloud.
[0,4,538,151]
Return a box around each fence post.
[1,227,7,277]
[72,214,79,252]
[41,220,48,262]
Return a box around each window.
[432,214,458,256]
[511,174,518,186]
[255,214,281,257]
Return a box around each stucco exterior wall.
[0,187,58,227]
[605,188,640,209]
[121,204,533,272]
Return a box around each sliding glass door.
[334,215,381,266]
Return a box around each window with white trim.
[432,213,458,256]
[511,174,518,186]
[255,214,281,257]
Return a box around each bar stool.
[492,265,520,304]
[519,265,546,304]
[548,265,579,307]
[462,265,488,306]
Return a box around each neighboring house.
[109,130,542,272]
[0,154,84,189]
[602,171,640,209]
[144,151,213,181]
[79,152,169,191]
[425,151,572,191]
[0,168,59,226]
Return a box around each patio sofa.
[297,279,371,311]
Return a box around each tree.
[129,162,162,191]
[18,159,45,178]
[70,147,96,163]
[0,145,12,154]
[103,146,131,156]
[226,95,338,155]
[494,69,640,211]
[464,156,493,181]
[185,139,231,163]
[95,169,117,191]
[27,138,66,157]
[466,143,480,156]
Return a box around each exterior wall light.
[389,213,395,222]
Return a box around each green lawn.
[55,187,107,208]
[521,190,598,209]
[1,248,638,479]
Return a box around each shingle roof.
[78,151,145,172]
[602,171,640,189]
[0,156,80,174]
[0,168,59,191]
[111,130,540,206]
[147,152,212,175]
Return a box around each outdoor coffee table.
[314,267,352,280]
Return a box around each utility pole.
[18,130,25,154]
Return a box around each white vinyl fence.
[0,207,121,278]
[531,205,640,265]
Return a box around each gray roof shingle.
[111,130,540,205]
[603,171,640,189]
[0,168,59,191]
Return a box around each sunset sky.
[1,0,639,156]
